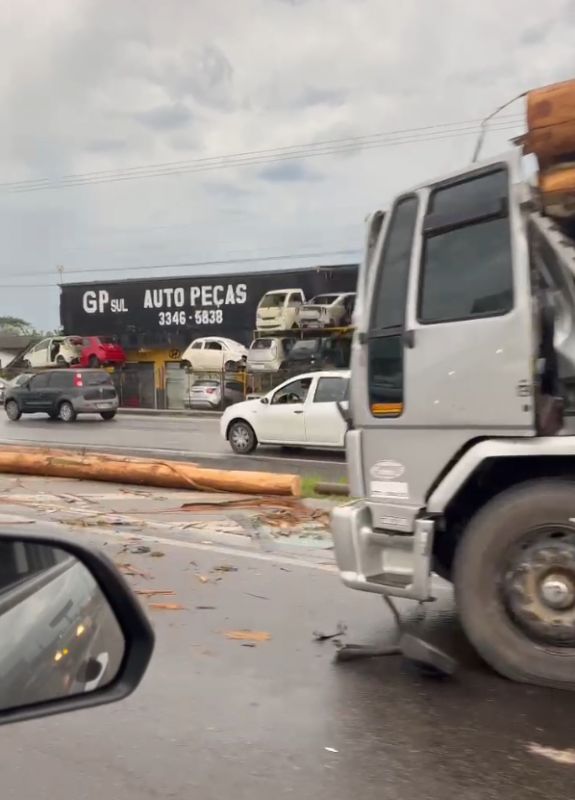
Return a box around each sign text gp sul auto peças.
[82,283,248,315]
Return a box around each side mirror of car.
[0,531,154,727]
[260,396,269,405]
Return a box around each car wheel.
[23,359,31,368]
[454,480,575,690]
[89,355,101,368]
[100,410,117,421]
[5,400,21,421]
[224,360,237,372]
[228,420,257,454]
[56,355,68,366]
[59,401,77,423]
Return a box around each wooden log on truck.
[523,79,575,168]
[0,449,301,497]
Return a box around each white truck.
[332,80,575,690]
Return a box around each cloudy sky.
[0,0,574,329]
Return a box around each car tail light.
[74,373,84,388]
[206,388,216,394]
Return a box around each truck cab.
[332,148,575,690]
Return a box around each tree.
[0,316,33,335]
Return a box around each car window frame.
[271,376,313,405]
[28,373,51,390]
[416,165,514,326]
[312,376,349,403]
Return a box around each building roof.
[0,334,39,351]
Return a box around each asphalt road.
[0,509,573,800]
[0,412,346,481]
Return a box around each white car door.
[203,341,225,370]
[188,340,205,369]
[255,376,312,444]
[286,291,304,328]
[303,375,348,446]
[27,340,50,367]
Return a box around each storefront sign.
[60,266,358,349]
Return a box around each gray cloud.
[133,102,192,130]
[258,161,321,183]
[0,0,573,331]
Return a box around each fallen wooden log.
[0,448,301,497]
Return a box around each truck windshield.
[259,293,287,308]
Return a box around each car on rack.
[246,336,295,372]
[298,292,356,328]
[255,289,305,331]
[4,369,119,423]
[280,336,351,375]
[21,336,83,368]
[79,336,126,368]
[187,378,245,410]
[180,337,247,372]
[0,377,7,406]
[221,370,349,454]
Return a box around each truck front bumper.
[331,501,435,601]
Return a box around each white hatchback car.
[255,289,305,331]
[221,370,349,454]
[181,337,247,372]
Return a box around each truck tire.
[454,480,575,690]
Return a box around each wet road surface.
[0,413,346,481]
[0,482,574,800]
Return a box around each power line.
[0,247,362,286]
[0,117,524,194]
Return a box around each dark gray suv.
[4,369,119,423]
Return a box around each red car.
[79,336,126,368]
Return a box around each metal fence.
[168,368,296,411]
[0,363,302,412]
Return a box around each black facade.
[60,264,359,349]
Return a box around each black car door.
[22,373,52,412]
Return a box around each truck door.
[350,154,535,532]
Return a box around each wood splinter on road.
[0,447,301,497]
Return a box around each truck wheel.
[454,480,575,690]
[89,355,100,368]
[228,420,257,454]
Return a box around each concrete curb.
[119,407,222,419]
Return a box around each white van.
[247,337,294,372]
[255,289,305,331]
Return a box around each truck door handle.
[293,410,304,414]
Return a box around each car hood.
[223,397,261,416]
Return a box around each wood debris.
[223,630,271,642]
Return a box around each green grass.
[300,475,349,500]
